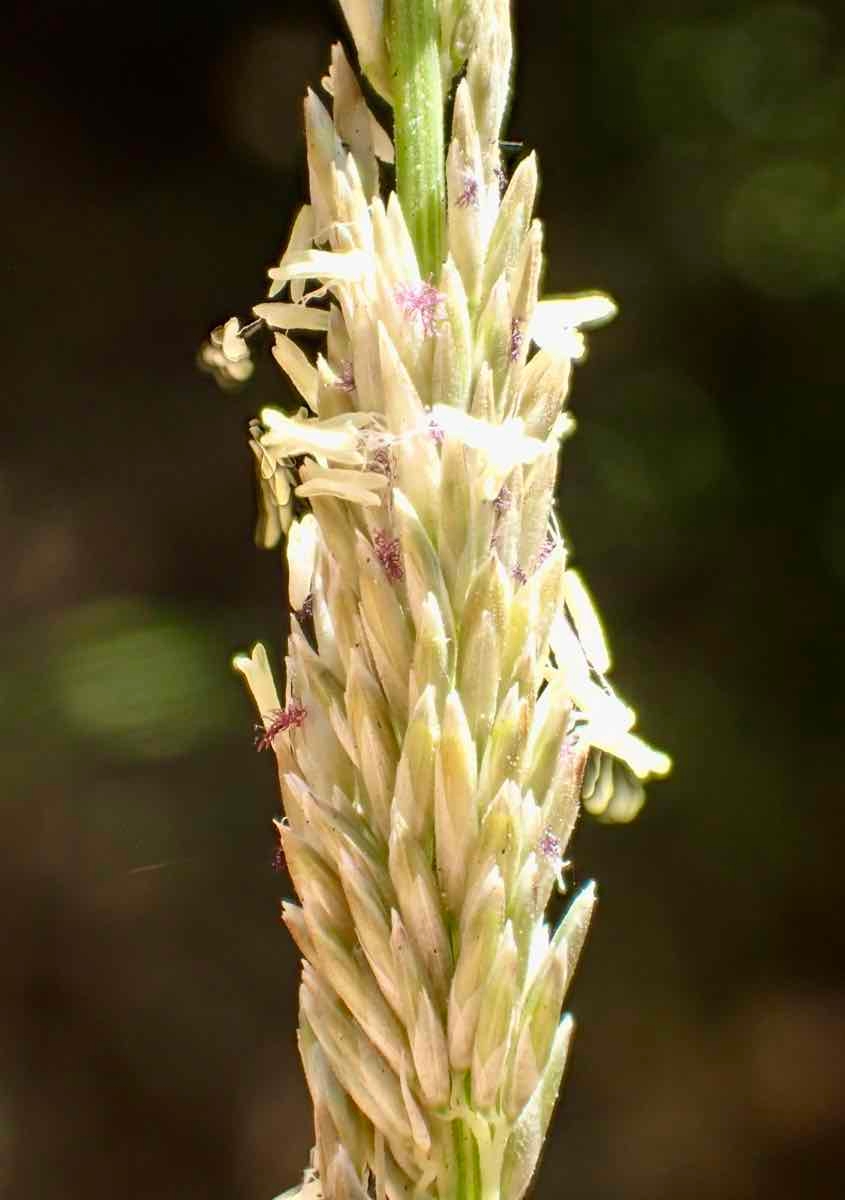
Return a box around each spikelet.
[218,5,671,1200]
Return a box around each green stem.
[387,0,446,279]
[454,1117,482,1200]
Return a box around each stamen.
[512,563,528,586]
[373,529,404,582]
[395,281,446,338]
[237,317,264,341]
[271,845,285,872]
[255,700,307,751]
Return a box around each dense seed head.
[223,4,671,1199]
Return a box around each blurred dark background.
[2,0,844,1196]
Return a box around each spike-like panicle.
[221,4,671,1199]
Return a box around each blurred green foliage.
[50,598,233,760]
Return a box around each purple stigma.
[509,317,525,363]
[563,728,583,757]
[493,485,512,515]
[295,594,314,622]
[373,529,404,582]
[533,530,556,573]
[428,416,445,446]
[336,360,356,392]
[457,173,480,209]
[539,828,562,863]
[366,437,394,480]
[395,281,446,338]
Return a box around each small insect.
[254,700,307,751]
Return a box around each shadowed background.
[2,0,844,1196]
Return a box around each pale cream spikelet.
[213,3,672,1199]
